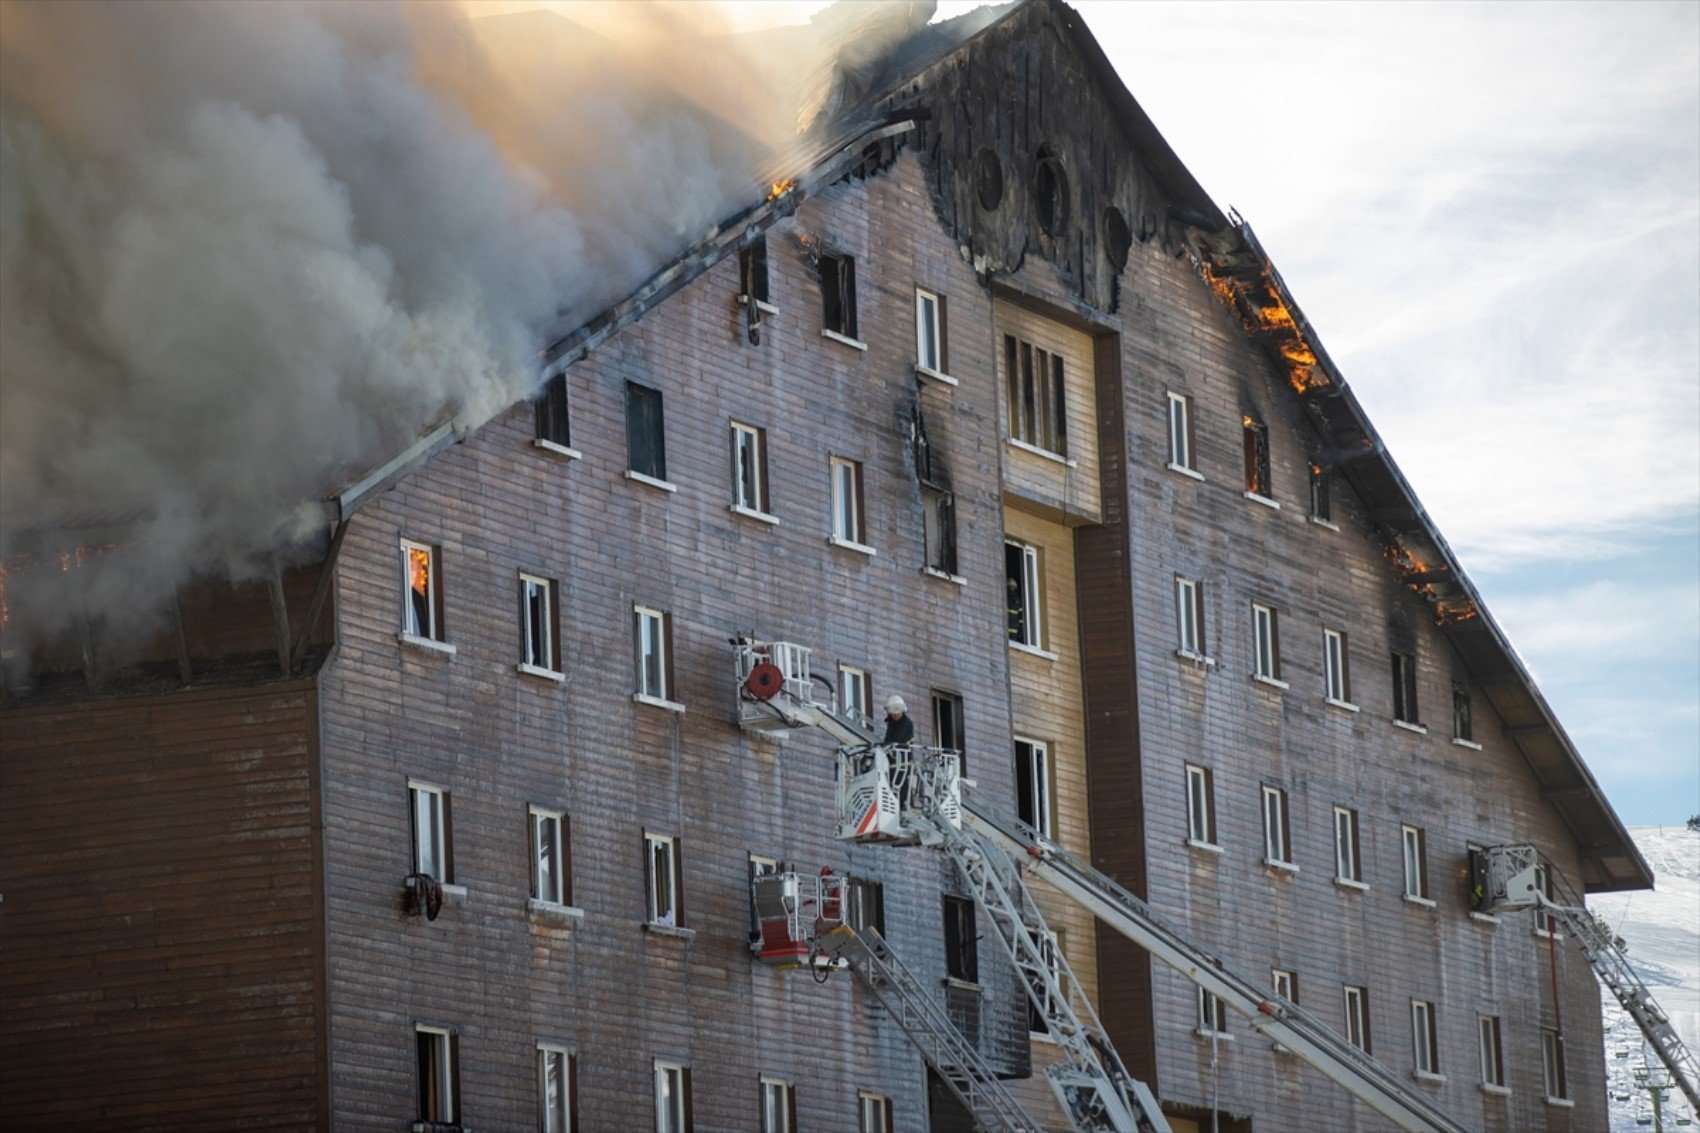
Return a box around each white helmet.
[884,695,907,714]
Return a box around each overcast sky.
[978,0,1699,827]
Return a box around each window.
[916,289,947,374]
[401,539,444,642]
[1004,334,1067,456]
[538,1045,575,1133]
[1167,392,1195,471]
[830,457,866,546]
[1541,1029,1567,1100]
[1392,650,1420,724]
[1197,986,1229,1035]
[633,606,674,704]
[748,854,779,936]
[740,238,769,306]
[626,382,668,484]
[932,690,964,763]
[1252,603,1281,681]
[1412,1000,1440,1076]
[1262,786,1291,866]
[1243,417,1271,497]
[1466,843,1491,912]
[820,252,857,340]
[530,807,569,907]
[520,574,559,673]
[730,422,770,515]
[1015,739,1052,838]
[845,877,885,936]
[1402,825,1429,900]
[536,373,571,450]
[1334,806,1361,883]
[858,1092,892,1133]
[1006,540,1044,649]
[1344,986,1372,1053]
[923,491,958,576]
[645,832,681,928]
[1324,629,1351,703]
[1452,685,1474,743]
[838,663,871,723]
[760,1077,795,1133]
[1533,864,1559,936]
[1029,929,1065,1034]
[1310,465,1332,521]
[654,1060,692,1133]
[410,783,451,883]
[416,1025,459,1127]
[1272,969,1298,1005]
[1185,764,1216,846]
[1175,576,1205,658]
[942,895,978,983]
[1478,1015,1505,1088]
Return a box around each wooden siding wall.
[0,682,325,1130]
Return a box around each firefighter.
[881,695,915,746]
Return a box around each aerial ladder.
[1477,845,1700,1118]
[736,636,1476,1133]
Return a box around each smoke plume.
[0,0,870,663]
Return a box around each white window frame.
[1334,806,1361,884]
[1541,1028,1567,1101]
[1252,603,1282,683]
[1029,928,1065,1037]
[1197,985,1229,1037]
[1185,764,1216,847]
[1402,824,1430,901]
[410,782,449,883]
[1324,628,1353,706]
[760,1076,794,1133]
[1478,1015,1506,1089]
[634,605,673,705]
[1533,864,1561,938]
[654,1059,689,1133]
[401,538,439,641]
[1167,391,1195,472]
[748,854,779,933]
[1175,576,1204,658]
[1262,785,1291,867]
[1272,969,1297,1004]
[915,288,943,375]
[1007,540,1045,650]
[645,833,680,928]
[838,663,871,724]
[1344,985,1370,1053]
[858,1092,892,1133]
[521,573,556,674]
[829,456,868,549]
[731,421,770,517]
[416,1025,457,1125]
[1412,999,1440,1077]
[530,806,566,907]
[539,1044,573,1133]
[1014,737,1052,839]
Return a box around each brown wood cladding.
[0,681,325,1130]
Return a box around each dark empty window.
[1310,465,1332,522]
[1243,417,1271,497]
[626,383,667,483]
[740,237,769,306]
[1453,685,1473,742]
[846,878,884,936]
[535,373,571,449]
[942,896,978,984]
[1392,651,1420,724]
[1005,335,1067,456]
[924,491,958,576]
[820,253,857,340]
[932,690,964,765]
[417,1027,460,1127]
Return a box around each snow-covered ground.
[1589,825,1700,1131]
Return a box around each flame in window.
[408,546,431,597]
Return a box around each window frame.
[1452,684,1475,744]
[416,1024,459,1126]
[1541,1028,1568,1101]
[535,373,573,452]
[1310,465,1333,523]
[644,832,682,929]
[740,238,770,307]
[923,490,959,577]
[1533,864,1560,937]
[759,1076,795,1133]
[1262,785,1292,867]
[837,663,871,724]
[409,782,451,884]
[1411,999,1440,1077]
[1197,985,1229,1037]
[857,1091,892,1133]
[1006,540,1046,650]
[845,877,885,936]
[1402,824,1430,901]
[829,456,867,548]
[530,805,569,907]
[1478,1015,1506,1089]
[1014,737,1053,839]
[625,382,669,485]
[1004,334,1067,457]
[520,573,560,674]
[1272,969,1298,1005]
[1392,650,1421,725]
[820,252,858,341]
[748,854,779,936]
[633,605,675,705]
[932,690,965,764]
[942,894,979,984]
[1029,928,1065,1036]
[1175,576,1206,659]
[1185,763,1217,848]
[1344,985,1372,1054]
[1242,416,1272,499]
[730,421,771,516]
[538,1043,576,1133]
[1334,806,1362,884]
[1324,628,1352,705]
[1252,602,1281,682]
[654,1059,693,1133]
[400,538,444,643]
[1167,391,1195,472]
[915,288,946,375]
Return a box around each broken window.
[829,457,866,546]
[931,690,964,766]
[654,1060,692,1133]
[915,289,946,374]
[530,806,569,907]
[1310,465,1332,522]
[731,422,769,515]
[400,539,443,642]
[416,1026,460,1127]
[1005,334,1067,457]
[1334,806,1361,883]
[1175,576,1205,658]
[837,663,870,723]
[626,382,668,484]
[845,877,884,936]
[1392,650,1420,724]
[1272,969,1298,1007]
[923,491,958,577]
[1015,738,1052,838]
[1344,986,1372,1054]
[1402,824,1429,900]
[740,238,769,307]
[1252,602,1280,681]
[644,832,681,928]
[633,605,674,704]
[1243,416,1271,498]
[1324,628,1351,704]
[536,373,572,450]
[1197,986,1229,1036]
[410,782,451,884]
[1453,684,1473,743]
[1005,540,1043,648]
[520,573,558,673]
[1185,764,1215,846]
[820,252,857,340]
[1262,785,1291,866]
[1167,392,1194,472]
[942,895,978,984]
[538,1046,575,1133]
[1533,864,1559,937]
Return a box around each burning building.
[0,2,1659,1131]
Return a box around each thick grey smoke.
[0,0,818,659]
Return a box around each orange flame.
[766,178,795,201]
[408,546,431,596]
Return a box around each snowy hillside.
[1589,825,1700,1131]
